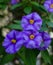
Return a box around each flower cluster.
[2,12,51,54]
[21,12,51,50]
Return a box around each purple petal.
[15,32,23,40]
[34,22,42,31]
[21,17,29,24]
[44,39,51,46]
[23,34,29,41]
[44,3,50,10]
[11,0,17,4]
[6,44,15,54]
[38,32,51,50]
[44,1,51,4]
[7,30,16,39]
[2,37,11,47]
[33,12,42,21]
[26,25,35,30]
[15,40,23,48]
[25,40,35,48]
[26,13,33,20]
[48,8,53,12]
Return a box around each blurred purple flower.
[2,30,24,54]
[38,32,51,50]
[44,0,53,12]
[21,12,42,31]
[11,0,19,5]
[23,31,42,49]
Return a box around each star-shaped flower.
[2,30,24,54]
[23,31,42,49]
[21,12,42,31]
[44,0,53,12]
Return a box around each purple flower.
[11,0,19,5]
[21,12,42,31]
[2,30,24,54]
[23,31,42,49]
[38,32,51,50]
[44,0,53,12]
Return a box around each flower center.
[50,4,53,8]
[29,19,34,24]
[30,34,35,40]
[11,39,16,44]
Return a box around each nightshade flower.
[23,31,42,49]
[11,0,19,5]
[2,30,24,54]
[44,0,53,12]
[38,32,51,50]
[21,12,42,31]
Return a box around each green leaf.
[51,39,53,46]
[0,29,5,54]
[18,47,26,61]
[0,29,4,43]
[0,46,5,55]
[31,1,39,7]
[0,4,6,9]
[6,24,22,30]
[49,13,53,22]
[25,49,40,65]
[40,21,48,31]
[0,54,15,65]
[18,48,40,65]
[24,6,32,14]
[14,20,21,24]
[0,0,10,3]
[41,50,51,64]
[47,22,53,27]
[39,5,47,12]
[31,1,47,13]
[40,26,48,31]
[0,0,4,2]
[11,3,23,10]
